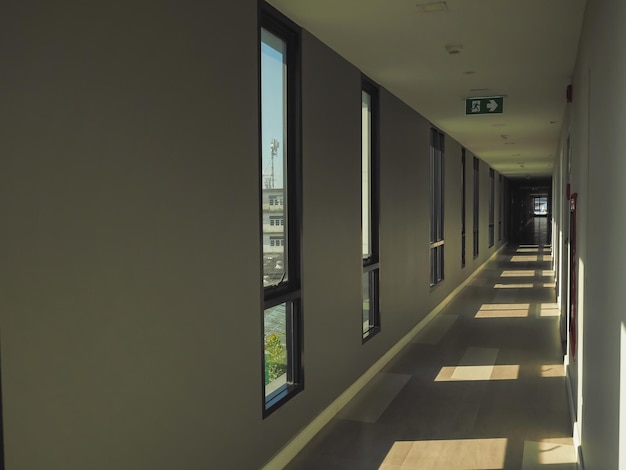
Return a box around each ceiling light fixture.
[445,44,463,55]
[418,2,448,13]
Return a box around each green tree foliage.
[265,333,287,384]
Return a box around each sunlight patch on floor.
[501,270,535,277]
[511,255,538,262]
[522,439,576,468]
[435,365,520,381]
[494,283,534,289]
[540,364,565,377]
[381,438,508,470]
[539,304,560,317]
[475,303,529,318]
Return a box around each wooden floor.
[286,217,575,469]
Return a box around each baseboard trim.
[565,363,584,470]
[261,245,506,470]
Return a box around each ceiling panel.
[269,0,586,178]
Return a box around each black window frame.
[499,174,504,241]
[259,3,304,418]
[361,76,381,342]
[430,127,445,286]
[489,168,495,248]
[461,148,466,268]
[473,156,480,258]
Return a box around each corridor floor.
[285,218,575,470]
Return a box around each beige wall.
[0,2,506,468]
[554,0,626,467]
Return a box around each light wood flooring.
[286,218,575,469]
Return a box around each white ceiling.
[268,0,587,179]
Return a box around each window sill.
[264,382,303,418]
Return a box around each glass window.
[260,8,303,416]
[533,196,548,215]
[430,128,445,285]
[362,91,372,260]
[362,79,380,341]
[499,174,504,241]
[489,168,495,247]
[269,216,284,226]
[461,149,466,268]
[261,28,288,287]
[473,157,480,258]
[362,269,379,335]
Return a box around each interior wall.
[0,2,507,469]
[378,90,431,340]
[464,158,503,271]
[0,2,264,469]
[556,0,626,467]
[295,27,364,428]
[443,138,464,292]
[581,0,626,467]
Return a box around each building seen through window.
[260,14,303,415]
[262,186,286,286]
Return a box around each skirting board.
[565,362,584,470]
[261,244,507,470]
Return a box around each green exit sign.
[465,96,504,115]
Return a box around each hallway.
[286,217,574,469]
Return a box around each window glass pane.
[430,139,436,242]
[489,169,495,246]
[462,150,466,267]
[473,157,479,257]
[430,129,444,284]
[362,91,372,259]
[499,175,503,240]
[264,303,288,397]
[362,273,371,334]
[261,28,288,287]
[362,269,378,337]
[534,196,547,215]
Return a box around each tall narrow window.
[260,7,302,416]
[533,196,548,215]
[499,174,504,241]
[430,128,445,286]
[461,149,466,268]
[489,168,495,247]
[473,157,480,258]
[362,78,380,341]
